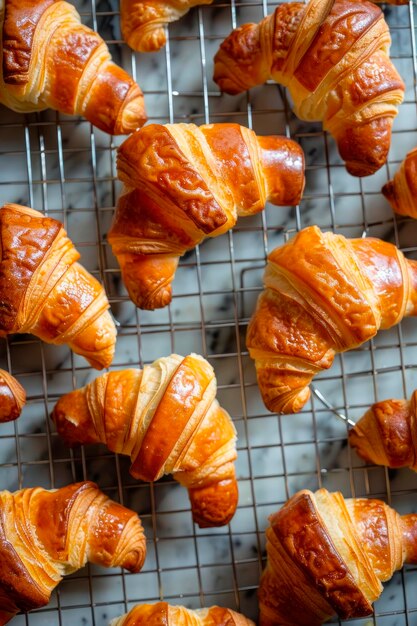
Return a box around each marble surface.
[1,0,417,624]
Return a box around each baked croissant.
[0,203,116,370]
[51,353,238,527]
[0,481,146,625]
[0,0,146,134]
[110,602,255,626]
[382,147,417,218]
[0,369,25,423]
[213,0,405,177]
[259,488,417,625]
[246,225,417,414]
[349,391,417,469]
[120,0,212,52]
[108,122,305,310]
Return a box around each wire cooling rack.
[2,0,417,624]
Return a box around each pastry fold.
[1,0,146,133]
[0,203,116,369]
[247,225,417,413]
[109,122,305,309]
[52,353,238,527]
[213,0,405,176]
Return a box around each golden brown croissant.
[382,147,417,218]
[0,0,146,134]
[120,0,212,52]
[213,0,405,177]
[259,488,417,625]
[110,602,255,626]
[0,481,146,625]
[0,369,25,423]
[0,203,116,370]
[51,353,238,527]
[108,122,305,310]
[246,225,417,414]
[349,391,417,469]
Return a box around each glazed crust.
[0,481,146,624]
[110,602,255,626]
[109,122,305,310]
[382,147,417,218]
[51,354,238,528]
[246,225,417,414]
[0,369,26,423]
[259,488,417,625]
[0,204,116,370]
[213,0,405,176]
[120,0,213,52]
[349,390,417,470]
[1,0,146,134]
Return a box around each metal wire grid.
[1,0,417,624]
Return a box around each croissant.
[246,225,417,414]
[259,487,417,625]
[0,0,146,134]
[213,0,405,177]
[51,353,238,527]
[0,370,25,423]
[349,391,417,469]
[108,122,305,310]
[0,203,116,369]
[120,0,212,52]
[0,481,146,625]
[382,147,417,218]
[110,602,255,626]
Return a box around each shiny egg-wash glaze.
[259,488,417,625]
[349,390,417,470]
[0,0,146,134]
[0,481,146,625]
[247,225,417,414]
[0,369,25,423]
[110,602,255,626]
[213,0,404,176]
[52,354,238,528]
[0,204,116,369]
[109,122,305,310]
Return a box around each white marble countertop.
[1,0,417,624]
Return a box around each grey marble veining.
[2,0,417,624]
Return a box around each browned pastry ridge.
[349,390,417,469]
[246,225,417,414]
[0,369,25,423]
[213,0,405,176]
[259,488,417,626]
[120,0,212,52]
[110,602,255,626]
[382,147,417,218]
[108,122,305,310]
[51,353,238,528]
[0,203,116,370]
[0,0,147,134]
[0,481,146,625]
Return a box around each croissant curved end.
[114,83,148,135]
[118,253,178,310]
[188,478,239,528]
[381,180,400,212]
[125,24,167,53]
[335,117,393,177]
[257,136,305,206]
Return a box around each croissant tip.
[114,86,148,135]
[189,479,238,527]
[125,26,167,53]
[265,386,311,414]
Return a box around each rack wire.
[1,0,417,624]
